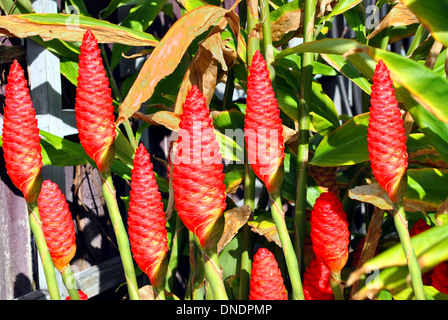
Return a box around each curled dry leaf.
[348,182,439,213]
[132,111,180,131]
[248,218,281,248]
[367,1,419,40]
[218,205,251,253]
[117,6,240,125]
[138,285,154,300]
[174,29,237,114]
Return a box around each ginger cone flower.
[171,85,227,249]
[303,258,334,300]
[38,180,77,272]
[310,192,349,300]
[245,50,284,194]
[75,31,139,300]
[249,248,287,300]
[368,60,425,300]
[172,85,228,299]
[431,261,448,295]
[128,143,169,289]
[310,192,349,273]
[75,29,116,173]
[367,59,408,203]
[2,59,42,202]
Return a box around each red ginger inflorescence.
[432,260,448,295]
[2,59,42,202]
[245,50,284,193]
[75,29,116,173]
[303,258,334,300]
[128,143,169,287]
[367,59,408,203]
[310,192,350,273]
[38,180,77,271]
[171,85,227,248]
[249,248,288,300]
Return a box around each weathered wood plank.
[0,164,33,299]
[17,256,125,300]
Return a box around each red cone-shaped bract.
[303,258,334,300]
[171,85,227,248]
[2,59,42,202]
[75,29,116,173]
[432,261,448,295]
[128,144,168,287]
[310,192,350,272]
[410,219,431,237]
[367,60,408,203]
[249,248,287,300]
[245,50,284,193]
[38,180,76,271]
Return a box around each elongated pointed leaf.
[0,13,158,46]
[347,222,448,286]
[402,0,448,48]
[310,112,369,166]
[117,5,239,123]
[277,38,448,124]
[349,168,448,213]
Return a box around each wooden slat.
[17,256,125,300]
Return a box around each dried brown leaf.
[367,1,419,40]
[117,6,239,125]
[174,29,236,114]
[138,285,154,300]
[348,183,439,212]
[132,110,180,131]
[218,205,251,253]
[248,219,281,248]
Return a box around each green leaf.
[310,112,369,166]
[0,13,159,46]
[0,0,33,14]
[348,222,448,281]
[402,0,448,48]
[351,226,448,299]
[110,0,168,70]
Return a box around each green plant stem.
[27,201,61,300]
[295,0,316,276]
[238,158,256,300]
[246,0,260,60]
[329,271,344,300]
[100,171,140,300]
[61,265,80,300]
[165,214,186,295]
[202,247,228,300]
[270,191,305,300]
[260,0,275,82]
[392,199,426,300]
[238,0,260,300]
[153,285,166,300]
